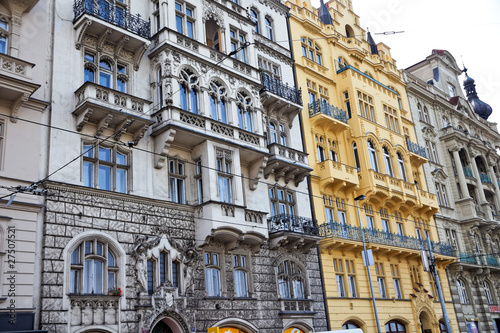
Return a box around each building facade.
[38,0,327,332]
[405,49,500,333]
[287,0,458,332]
[0,0,50,330]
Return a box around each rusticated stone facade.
[41,183,327,333]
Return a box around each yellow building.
[286,0,458,332]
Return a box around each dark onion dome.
[463,68,492,120]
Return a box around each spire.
[366,31,379,55]
[462,66,492,121]
[318,0,333,25]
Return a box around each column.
[452,149,470,198]
[470,154,488,204]
[488,164,500,214]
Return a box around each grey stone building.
[38,0,328,332]
[405,49,500,333]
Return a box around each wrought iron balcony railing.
[463,167,474,178]
[459,252,477,264]
[74,0,150,39]
[405,137,426,158]
[308,100,348,123]
[486,255,499,267]
[480,173,492,184]
[268,214,318,236]
[260,73,302,106]
[319,222,454,256]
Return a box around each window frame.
[277,259,306,299]
[175,1,195,39]
[216,149,232,204]
[250,8,259,33]
[0,18,9,55]
[233,254,249,298]
[265,16,273,41]
[229,28,248,63]
[269,185,295,217]
[168,159,186,204]
[209,80,228,124]
[368,140,379,172]
[205,251,222,297]
[84,53,128,93]
[178,67,199,114]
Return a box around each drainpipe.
[285,11,330,331]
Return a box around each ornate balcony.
[458,252,478,265]
[405,137,427,167]
[264,143,311,186]
[486,255,499,267]
[73,82,153,143]
[317,160,358,193]
[308,101,349,135]
[69,294,120,329]
[319,222,454,257]
[268,214,321,253]
[73,0,150,66]
[260,73,302,125]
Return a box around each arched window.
[70,238,119,295]
[417,103,423,121]
[385,320,406,333]
[345,24,355,38]
[439,320,448,333]
[456,279,469,304]
[483,280,494,304]
[99,59,113,88]
[279,124,287,146]
[423,106,430,123]
[300,37,322,65]
[236,91,254,132]
[209,80,227,123]
[383,147,393,176]
[277,260,305,299]
[179,68,199,114]
[353,142,360,171]
[397,152,406,181]
[343,321,361,329]
[265,17,273,40]
[205,251,221,296]
[250,9,259,33]
[368,140,378,172]
[269,122,278,144]
[84,54,128,90]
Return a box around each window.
[236,91,253,132]
[195,160,203,204]
[269,186,295,217]
[300,37,322,65]
[250,8,259,33]
[265,17,273,40]
[324,196,335,224]
[368,140,378,172]
[439,321,448,333]
[391,264,402,299]
[70,239,118,294]
[435,183,443,206]
[0,19,8,54]
[179,67,199,114]
[316,135,326,162]
[382,219,391,238]
[383,147,393,176]
[445,229,458,249]
[328,139,337,161]
[483,281,494,304]
[205,252,221,296]
[431,143,439,163]
[83,54,128,92]
[233,254,249,297]
[337,199,348,237]
[175,2,194,38]
[357,91,375,121]
[153,1,161,33]
[386,320,406,333]
[258,57,280,79]
[0,120,4,167]
[230,28,247,63]
[384,105,399,133]
[216,149,232,203]
[366,215,375,235]
[375,262,387,298]
[83,143,128,193]
[456,279,469,304]
[448,83,456,98]
[277,260,305,299]
[417,103,423,121]
[343,91,352,119]
[343,322,361,330]
[169,159,185,204]
[397,152,406,181]
[346,259,357,298]
[333,259,345,297]
[157,68,163,110]
[429,271,439,301]
[423,106,430,123]
[147,250,181,294]
[353,142,360,171]
[397,222,404,240]
[209,80,228,123]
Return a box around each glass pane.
[175,2,182,11]
[116,169,127,193]
[83,161,93,187]
[99,165,112,190]
[108,250,115,267]
[108,271,116,290]
[160,252,166,283]
[96,242,103,256]
[220,101,227,123]
[84,68,94,83]
[116,153,126,165]
[117,79,126,93]
[190,90,198,114]
[186,8,193,16]
[94,260,103,294]
[99,147,111,161]
[71,247,80,264]
[99,72,111,88]
[187,21,193,38]
[172,262,179,288]
[147,260,154,294]
[180,84,187,110]
[83,145,94,158]
[70,270,80,294]
[99,60,111,71]
[85,241,92,254]
[176,15,183,33]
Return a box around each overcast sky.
[310,0,500,125]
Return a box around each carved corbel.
[75,108,93,131]
[115,35,129,58]
[95,113,113,136]
[274,166,290,182]
[133,124,150,145]
[10,92,29,122]
[113,118,132,141]
[134,43,149,71]
[248,156,268,190]
[97,29,113,52]
[154,129,177,169]
[75,19,93,50]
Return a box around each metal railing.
[480,173,492,184]
[459,252,477,264]
[486,255,499,267]
[74,0,150,39]
[463,167,474,178]
[319,222,454,256]
[268,214,318,236]
[308,100,348,123]
[260,72,302,105]
[405,137,426,158]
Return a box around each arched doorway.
[151,317,183,333]
[419,311,432,333]
[343,321,361,330]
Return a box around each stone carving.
[202,1,224,27]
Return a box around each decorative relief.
[202,1,224,26]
